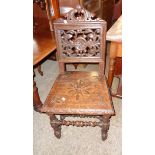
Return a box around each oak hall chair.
[41,6,115,141]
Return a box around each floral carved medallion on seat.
[68,79,91,100]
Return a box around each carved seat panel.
[41,71,114,115]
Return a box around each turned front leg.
[101,115,110,141]
[50,115,62,139]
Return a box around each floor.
[33,52,122,155]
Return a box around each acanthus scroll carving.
[60,28,101,57]
[66,5,99,22]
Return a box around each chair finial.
[66,6,99,22]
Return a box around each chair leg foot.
[101,115,110,141]
[37,65,43,76]
[50,115,61,139]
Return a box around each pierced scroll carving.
[65,5,99,22]
[60,28,101,57]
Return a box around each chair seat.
[41,71,114,115]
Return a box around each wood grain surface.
[33,17,56,66]
[41,71,114,115]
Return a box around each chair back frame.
[54,6,107,75]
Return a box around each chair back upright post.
[53,6,107,75]
[45,0,60,37]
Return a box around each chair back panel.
[54,6,107,73]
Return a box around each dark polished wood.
[42,72,114,115]
[41,7,115,141]
[45,0,60,33]
[33,0,46,10]
[59,0,79,7]
[113,0,122,22]
[107,42,122,98]
[50,115,62,138]
[33,15,56,112]
[33,17,56,66]
[37,65,43,76]
[111,56,122,99]
[33,18,56,112]
[33,1,60,111]
[46,0,81,69]
[102,115,110,140]
[33,0,46,34]
[33,71,43,112]
[80,0,115,29]
[106,14,122,98]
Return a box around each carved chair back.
[54,6,107,75]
